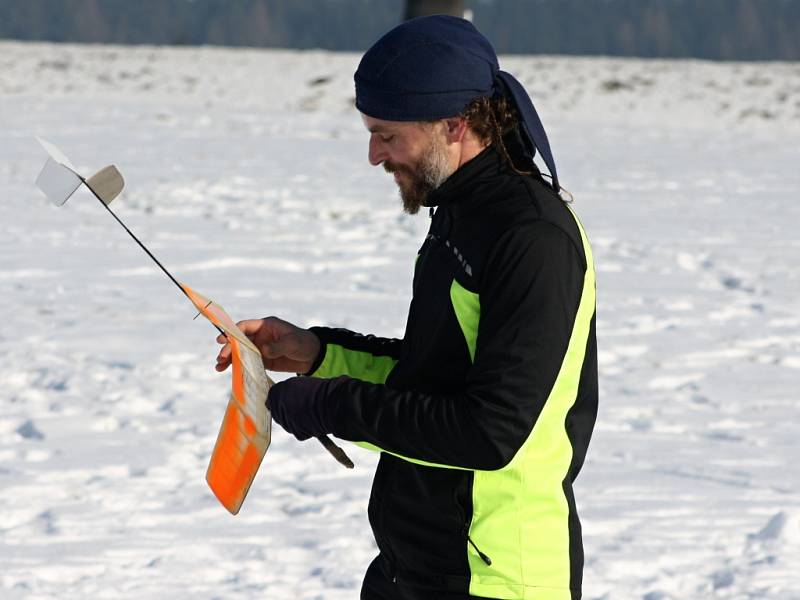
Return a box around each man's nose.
[368,137,387,166]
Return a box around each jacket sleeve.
[325,222,587,471]
[308,327,402,385]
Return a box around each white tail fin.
[36,137,78,172]
[35,156,82,206]
[34,138,125,206]
[34,137,83,206]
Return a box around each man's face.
[362,114,454,214]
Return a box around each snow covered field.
[1,41,799,599]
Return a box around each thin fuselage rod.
[80,176,226,338]
[78,177,350,466]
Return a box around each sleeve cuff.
[301,327,328,376]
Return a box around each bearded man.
[215,15,597,600]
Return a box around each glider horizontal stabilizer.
[86,165,125,205]
[34,138,124,206]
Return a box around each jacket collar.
[424,144,506,209]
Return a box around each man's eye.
[380,135,394,143]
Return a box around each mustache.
[383,162,408,175]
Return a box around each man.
[215,16,597,600]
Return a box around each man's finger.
[234,319,263,335]
[216,344,231,362]
[215,346,231,370]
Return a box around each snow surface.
[1,41,799,599]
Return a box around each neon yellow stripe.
[469,209,595,598]
[450,279,480,362]
[313,343,397,384]
[350,279,481,466]
[316,343,470,466]
[351,440,477,469]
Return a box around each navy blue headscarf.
[355,15,560,191]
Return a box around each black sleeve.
[305,326,403,380]
[328,222,585,470]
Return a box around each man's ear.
[443,117,468,144]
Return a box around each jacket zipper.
[461,475,493,567]
[466,534,492,566]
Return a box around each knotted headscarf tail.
[354,15,560,192]
[493,70,559,191]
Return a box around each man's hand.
[215,317,321,374]
[269,376,348,441]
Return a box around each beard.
[383,132,452,215]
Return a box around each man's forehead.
[362,114,393,132]
[361,114,422,133]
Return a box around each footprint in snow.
[34,510,59,536]
[748,511,787,542]
[721,275,756,293]
[15,419,44,440]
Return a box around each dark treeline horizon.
[1,0,799,61]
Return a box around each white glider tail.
[34,137,124,206]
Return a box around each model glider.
[34,138,353,515]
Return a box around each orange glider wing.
[182,284,272,515]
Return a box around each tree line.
[1,0,798,61]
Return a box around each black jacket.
[310,145,597,600]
